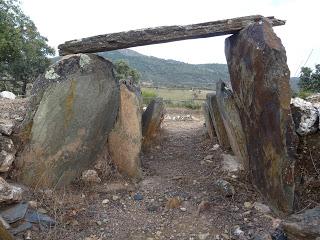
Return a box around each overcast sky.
[21,0,320,77]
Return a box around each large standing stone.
[206,93,230,149]
[142,98,165,146]
[15,54,119,188]
[225,18,297,214]
[202,102,216,140]
[281,207,320,239]
[108,82,142,178]
[216,81,249,170]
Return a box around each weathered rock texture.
[108,82,142,178]
[142,98,165,146]
[202,102,216,140]
[0,177,22,203]
[225,18,297,214]
[291,98,319,136]
[216,81,248,170]
[291,98,320,209]
[281,207,320,240]
[15,54,119,188]
[206,93,230,149]
[0,136,16,172]
[58,15,285,55]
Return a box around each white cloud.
[21,0,320,76]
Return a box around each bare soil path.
[30,110,277,240]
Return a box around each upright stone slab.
[216,81,248,170]
[206,93,230,149]
[202,102,216,140]
[15,54,119,188]
[225,19,297,214]
[108,82,142,178]
[142,98,165,146]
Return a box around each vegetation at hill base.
[0,0,54,95]
[298,65,320,98]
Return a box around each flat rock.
[0,202,28,224]
[108,81,142,178]
[25,209,56,228]
[206,93,230,149]
[291,97,319,136]
[225,17,297,214]
[15,54,119,188]
[281,207,320,239]
[216,80,248,170]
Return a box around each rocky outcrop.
[216,81,248,170]
[202,102,215,140]
[291,98,319,136]
[206,93,230,149]
[108,82,142,178]
[142,98,165,146]
[0,136,16,172]
[281,207,320,239]
[225,18,297,214]
[15,54,119,188]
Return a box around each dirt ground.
[23,109,280,240]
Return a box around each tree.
[0,0,54,95]
[114,60,140,84]
[299,65,320,93]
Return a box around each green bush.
[142,89,157,105]
[297,90,313,99]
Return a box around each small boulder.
[0,177,23,203]
[0,119,15,136]
[291,98,319,136]
[81,170,101,184]
[0,91,16,100]
[214,179,235,197]
[253,202,271,214]
[281,207,320,240]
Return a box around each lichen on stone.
[45,68,60,80]
[79,54,91,68]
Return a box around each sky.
[21,0,320,77]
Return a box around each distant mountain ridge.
[99,49,229,89]
[52,49,299,91]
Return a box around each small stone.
[37,208,47,214]
[221,233,230,239]
[96,221,102,226]
[28,200,38,209]
[165,197,182,209]
[180,207,187,212]
[44,189,53,198]
[214,179,235,197]
[212,144,220,151]
[197,200,210,214]
[112,195,119,201]
[198,232,210,240]
[133,193,143,201]
[233,226,244,236]
[244,202,253,209]
[81,169,101,184]
[204,155,214,160]
[0,119,15,135]
[253,202,271,213]
[102,199,110,205]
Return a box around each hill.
[99,49,229,89]
[52,49,299,91]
